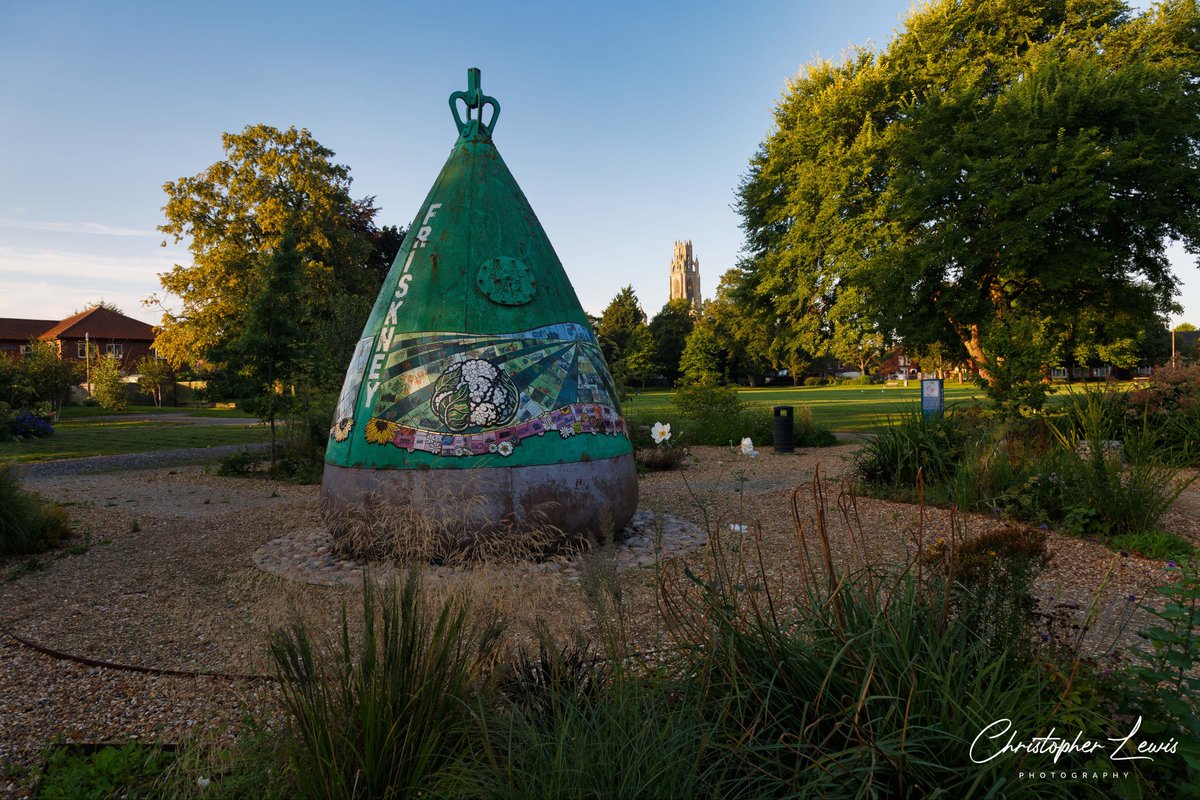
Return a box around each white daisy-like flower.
[651,421,671,444]
[488,443,498,453]
[497,441,514,456]
[560,428,573,438]
[740,437,760,458]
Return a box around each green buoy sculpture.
[321,68,638,549]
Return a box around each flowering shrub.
[11,413,54,439]
[635,420,685,471]
[0,403,55,441]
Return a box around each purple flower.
[1038,523,1049,530]
[1119,551,1129,558]
[1167,561,1178,569]
[1039,632,1050,642]
[1127,594,1137,603]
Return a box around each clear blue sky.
[1,0,1193,329]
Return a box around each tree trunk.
[959,323,993,384]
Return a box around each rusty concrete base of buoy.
[319,453,639,546]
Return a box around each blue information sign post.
[921,378,944,416]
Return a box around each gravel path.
[13,443,271,479]
[0,445,1194,798]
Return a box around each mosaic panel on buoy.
[331,321,625,458]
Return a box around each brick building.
[0,307,157,368]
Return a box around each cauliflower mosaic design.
[430,358,518,432]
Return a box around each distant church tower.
[669,240,701,310]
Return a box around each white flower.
[651,421,671,444]
[197,776,211,789]
[497,441,514,456]
[729,523,748,534]
[740,437,760,458]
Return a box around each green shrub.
[38,741,172,800]
[803,376,822,387]
[1109,531,1195,562]
[678,407,771,446]
[217,449,266,477]
[793,407,838,447]
[91,355,128,411]
[1127,365,1200,463]
[274,393,335,483]
[859,399,1193,544]
[1047,408,1193,538]
[671,383,743,419]
[943,526,1050,653]
[0,464,71,556]
[0,402,12,443]
[1110,560,1200,794]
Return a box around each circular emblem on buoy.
[476,256,536,305]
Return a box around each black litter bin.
[773,405,794,453]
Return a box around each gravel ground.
[0,444,1195,798]
[14,444,270,479]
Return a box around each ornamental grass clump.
[853,407,972,490]
[658,473,1103,799]
[466,640,720,800]
[269,573,504,800]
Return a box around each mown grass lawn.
[625,382,989,432]
[0,418,270,463]
[58,405,250,419]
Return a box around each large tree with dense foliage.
[738,0,1200,408]
[152,124,402,390]
[217,231,307,461]
[704,269,774,385]
[647,298,695,384]
[597,286,655,388]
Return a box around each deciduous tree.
[133,355,171,408]
[597,286,654,388]
[152,124,399,390]
[648,299,694,384]
[91,352,127,412]
[738,0,1200,410]
[217,231,307,463]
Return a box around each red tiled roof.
[0,318,57,342]
[40,307,156,341]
